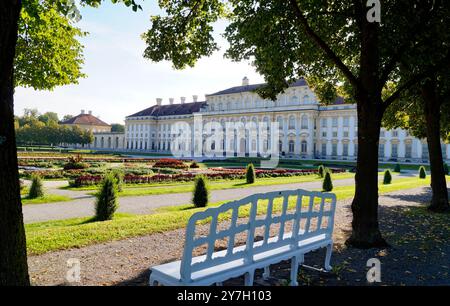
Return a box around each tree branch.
[289,0,361,90]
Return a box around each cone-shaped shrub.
[246,163,256,184]
[193,175,209,208]
[95,174,118,221]
[322,171,333,192]
[419,166,427,179]
[112,170,124,192]
[318,165,325,178]
[383,170,392,185]
[394,163,401,173]
[444,163,449,175]
[28,175,44,199]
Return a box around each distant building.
[60,110,112,133]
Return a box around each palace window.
[288,116,296,129]
[301,115,308,129]
[332,117,338,127]
[392,130,398,137]
[322,131,327,137]
[321,143,327,156]
[343,143,349,156]
[391,143,398,157]
[332,131,338,138]
[301,141,307,153]
[279,141,283,152]
[343,131,349,138]
[343,117,349,127]
[321,118,327,128]
[405,143,412,158]
[379,143,385,157]
[289,140,295,153]
[277,117,283,130]
[422,143,429,159]
[332,143,337,156]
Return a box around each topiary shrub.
[95,174,119,221]
[190,161,200,169]
[111,170,124,192]
[318,165,325,178]
[193,175,209,208]
[322,171,333,192]
[444,163,449,175]
[246,163,256,184]
[419,166,427,179]
[394,163,401,173]
[383,170,392,185]
[28,175,44,199]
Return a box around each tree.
[245,163,256,184]
[28,175,44,199]
[419,166,427,179]
[111,123,125,133]
[318,165,325,178]
[143,0,450,247]
[95,174,119,221]
[322,171,333,192]
[0,0,143,285]
[193,175,209,208]
[38,112,59,125]
[383,170,392,185]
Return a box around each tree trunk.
[0,0,30,285]
[346,99,389,248]
[422,79,449,212]
[346,14,388,248]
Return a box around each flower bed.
[152,158,189,170]
[71,167,346,187]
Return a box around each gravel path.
[28,185,450,286]
[23,177,361,223]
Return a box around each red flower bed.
[152,158,188,170]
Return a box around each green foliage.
[95,174,119,221]
[245,163,256,184]
[419,166,427,179]
[394,164,401,173]
[383,170,392,185]
[111,123,125,133]
[444,163,449,175]
[111,170,124,192]
[28,175,44,199]
[318,165,325,178]
[192,175,209,208]
[322,171,333,192]
[16,123,93,146]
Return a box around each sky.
[14,2,264,124]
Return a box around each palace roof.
[127,101,207,118]
[207,78,308,96]
[60,113,110,126]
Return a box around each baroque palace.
[92,77,450,162]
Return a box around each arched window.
[289,140,295,153]
[279,140,283,152]
[289,116,296,129]
[303,95,310,104]
[301,140,307,153]
[301,115,308,129]
[277,116,283,130]
[218,103,222,111]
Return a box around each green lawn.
[70,172,357,197]
[22,194,71,205]
[25,176,437,255]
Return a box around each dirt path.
[28,185,450,286]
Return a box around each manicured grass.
[74,172,358,197]
[25,176,435,255]
[22,194,71,205]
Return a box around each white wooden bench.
[149,189,336,286]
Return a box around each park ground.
[19,149,450,286]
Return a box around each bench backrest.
[180,189,336,282]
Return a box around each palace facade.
[92,77,450,162]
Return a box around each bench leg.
[263,266,270,280]
[290,256,299,286]
[324,243,333,271]
[244,270,254,286]
[149,274,159,286]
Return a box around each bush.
[28,175,44,199]
[394,164,401,173]
[383,170,392,185]
[419,166,427,179]
[190,161,200,169]
[246,163,256,184]
[64,154,89,170]
[322,171,333,192]
[444,163,449,175]
[193,175,209,208]
[318,165,325,178]
[95,174,119,221]
[111,170,124,192]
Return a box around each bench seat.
[150,231,329,286]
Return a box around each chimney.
[88,110,92,115]
[193,95,198,102]
[169,98,174,105]
[180,97,186,104]
[81,109,85,114]
[156,98,162,106]
[242,76,249,86]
